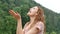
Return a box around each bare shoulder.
[23,22,30,28]
[25,22,30,25]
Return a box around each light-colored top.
[23,22,44,34]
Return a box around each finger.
[16,12,21,17]
[16,12,20,15]
[16,12,19,14]
[9,10,16,15]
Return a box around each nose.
[29,8,31,11]
[30,8,32,10]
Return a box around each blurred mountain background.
[0,0,60,34]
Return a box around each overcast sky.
[34,0,60,13]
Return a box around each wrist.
[17,18,21,21]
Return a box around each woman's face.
[27,6,38,16]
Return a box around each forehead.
[33,6,38,8]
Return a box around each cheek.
[30,11,37,15]
[35,9,38,12]
[30,8,35,12]
[27,12,35,15]
[31,10,34,12]
[31,12,36,15]
[27,9,36,15]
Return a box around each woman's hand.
[9,10,23,34]
[9,10,21,20]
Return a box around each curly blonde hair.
[34,6,46,34]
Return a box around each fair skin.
[9,6,41,34]
[9,10,23,34]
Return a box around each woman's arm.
[16,19,23,34]
[9,10,23,34]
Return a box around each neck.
[30,16,36,24]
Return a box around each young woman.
[9,6,45,34]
